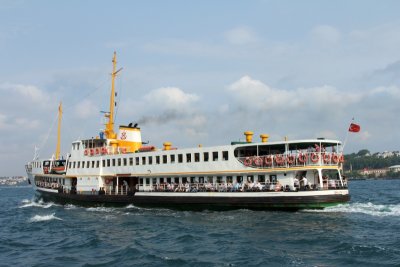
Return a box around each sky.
[1,0,400,176]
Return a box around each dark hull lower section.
[36,190,350,210]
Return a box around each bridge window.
[163,155,167,164]
[107,159,110,167]
[135,157,139,165]
[129,157,133,166]
[112,159,115,166]
[118,158,121,166]
[213,152,218,161]
[148,156,152,165]
[222,151,228,160]
[204,152,209,162]
[142,157,146,165]
[194,153,200,162]
[186,153,191,162]
[170,154,175,163]
[178,154,183,163]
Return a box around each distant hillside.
[344,149,400,178]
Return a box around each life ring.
[84,149,88,156]
[323,153,331,163]
[105,178,112,185]
[95,148,100,155]
[101,147,108,155]
[265,156,273,166]
[332,153,339,164]
[286,155,295,165]
[244,157,252,166]
[275,155,285,165]
[90,148,94,156]
[253,156,262,166]
[310,153,319,163]
[339,154,345,163]
[298,153,307,164]
[121,147,127,154]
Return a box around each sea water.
[0,179,399,267]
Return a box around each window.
[156,156,160,164]
[77,143,80,150]
[142,157,146,165]
[129,157,133,166]
[258,175,265,183]
[135,157,139,165]
[174,177,179,183]
[194,153,200,162]
[107,159,110,167]
[204,152,209,162]
[92,161,95,168]
[96,161,99,168]
[222,151,228,161]
[148,156,152,165]
[73,162,76,168]
[217,176,223,183]
[77,162,80,168]
[227,176,233,183]
[112,159,116,166]
[213,151,218,161]
[163,155,167,164]
[186,153,191,162]
[118,158,121,166]
[102,160,105,167]
[82,161,85,168]
[87,161,90,168]
[170,154,175,163]
[178,154,183,163]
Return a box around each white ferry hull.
[35,186,350,210]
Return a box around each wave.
[19,199,58,209]
[305,202,400,217]
[29,213,62,222]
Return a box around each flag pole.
[341,118,354,152]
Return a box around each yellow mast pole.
[55,102,62,159]
[105,51,122,139]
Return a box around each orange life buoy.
[332,153,339,164]
[84,149,88,156]
[298,153,307,164]
[101,147,108,155]
[253,156,262,166]
[244,157,252,166]
[339,154,345,163]
[310,153,319,163]
[121,147,127,154]
[286,155,295,165]
[323,153,331,163]
[95,148,100,155]
[275,155,285,165]
[90,148,94,156]
[265,156,273,166]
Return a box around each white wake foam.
[19,199,58,209]
[306,202,400,217]
[29,213,62,222]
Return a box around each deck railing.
[237,152,344,169]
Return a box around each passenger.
[293,177,299,190]
[301,176,308,190]
[185,182,190,192]
[255,181,263,191]
[274,181,282,192]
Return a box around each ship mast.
[104,51,122,139]
[55,102,62,159]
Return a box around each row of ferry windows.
[68,151,229,169]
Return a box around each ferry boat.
[25,53,350,210]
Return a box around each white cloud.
[225,26,258,45]
[310,25,341,44]
[0,82,49,104]
[74,99,98,119]
[143,87,199,111]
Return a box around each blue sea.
[0,179,399,267]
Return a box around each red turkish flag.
[348,123,360,132]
